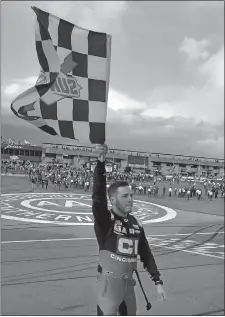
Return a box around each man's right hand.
[156,284,166,303]
[96,144,108,162]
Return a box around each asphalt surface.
[1,175,224,316]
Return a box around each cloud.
[43,1,128,33]
[105,114,224,157]
[199,46,224,87]
[192,1,224,7]
[3,83,21,96]
[162,41,225,125]
[3,106,223,157]
[197,136,224,157]
[141,103,173,119]
[138,76,223,125]
[3,40,223,127]
[3,77,37,97]
[106,83,222,153]
[1,1,224,160]
[2,76,38,113]
[2,79,224,157]
[2,76,147,123]
[125,41,224,125]
[179,37,210,61]
[44,2,74,18]
[108,89,146,113]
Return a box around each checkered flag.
[11,6,111,144]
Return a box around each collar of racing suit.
[110,209,130,236]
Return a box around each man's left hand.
[156,284,166,303]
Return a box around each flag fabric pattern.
[11,6,112,144]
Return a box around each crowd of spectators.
[1,159,31,173]
[2,137,224,178]
[1,158,224,200]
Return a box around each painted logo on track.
[1,193,177,226]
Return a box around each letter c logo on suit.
[117,238,138,255]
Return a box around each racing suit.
[92,160,163,315]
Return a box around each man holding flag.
[92,144,166,315]
[10,6,166,315]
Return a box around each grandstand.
[1,139,224,178]
[1,142,42,163]
[41,142,224,178]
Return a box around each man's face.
[112,186,134,215]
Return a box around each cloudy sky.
[1,1,224,158]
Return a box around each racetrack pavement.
[1,176,224,316]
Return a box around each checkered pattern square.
[58,121,75,139]
[73,99,89,121]
[88,79,106,102]
[11,6,111,144]
[87,55,107,80]
[73,121,90,142]
[88,31,107,58]
[72,51,87,78]
[71,27,89,54]
[88,101,107,123]
[40,100,57,120]
[57,98,74,121]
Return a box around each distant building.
[1,143,42,163]
[41,143,127,169]
[1,140,224,177]
[40,142,224,178]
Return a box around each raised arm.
[92,145,111,235]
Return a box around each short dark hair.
[107,181,129,199]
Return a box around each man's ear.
[110,196,116,205]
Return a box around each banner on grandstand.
[9,156,19,161]
[128,155,148,166]
[11,6,112,145]
[128,163,145,169]
[85,160,118,172]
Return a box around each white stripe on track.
[148,242,224,260]
[1,231,224,244]
[1,237,96,244]
[2,237,224,259]
[147,232,224,236]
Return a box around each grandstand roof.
[42,142,224,165]
[1,143,42,151]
